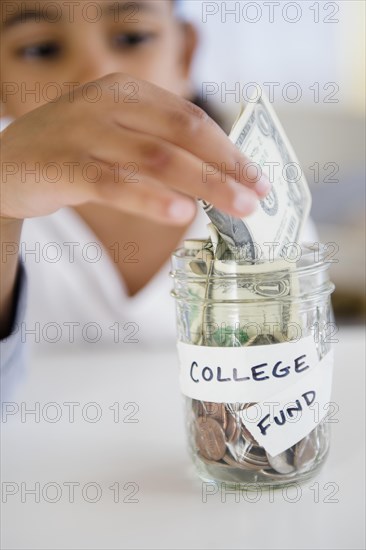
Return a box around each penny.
[225,411,241,443]
[195,417,226,461]
[203,402,227,429]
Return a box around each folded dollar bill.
[200,87,312,261]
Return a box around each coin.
[239,444,270,469]
[241,424,260,445]
[189,260,208,276]
[266,448,295,474]
[192,399,204,417]
[225,411,241,443]
[229,435,269,469]
[244,334,280,346]
[192,399,323,478]
[245,443,269,464]
[223,451,263,471]
[259,467,298,479]
[195,417,226,461]
[294,430,319,470]
[203,402,227,429]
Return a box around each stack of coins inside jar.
[191,399,329,483]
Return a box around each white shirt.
[20,206,212,347]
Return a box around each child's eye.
[17,42,61,60]
[112,32,155,49]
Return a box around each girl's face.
[0,0,197,117]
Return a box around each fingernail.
[255,174,271,196]
[168,200,195,221]
[234,191,258,215]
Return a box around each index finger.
[98,74,271,197]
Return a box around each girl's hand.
[1,73,270,225]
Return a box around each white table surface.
[1,325,365,550]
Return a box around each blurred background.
[180,0,365,323]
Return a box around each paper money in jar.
[171,90,335,487]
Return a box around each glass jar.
[171,241,335,488]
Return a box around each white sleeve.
[0,261,28,400]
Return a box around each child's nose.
[73,62,121,86]
[69,44,123,85]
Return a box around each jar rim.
[170,241,335,280]
[170,285,335,304]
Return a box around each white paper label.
[240,351,334,455]
[177,335,319,403]
[177,338,334,456]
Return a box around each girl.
[1,0,276,383]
